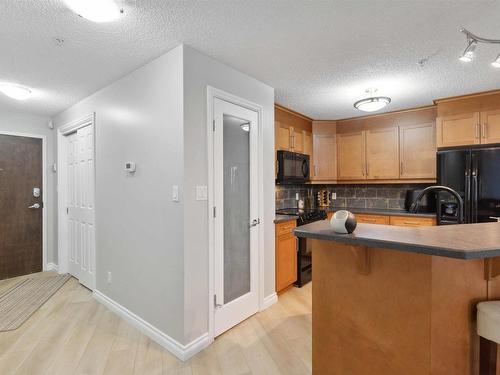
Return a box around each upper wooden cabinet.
[436,112,480,148]
[276,121,292,150]
[312,121,336,181]
[481,109,500,145]
[437,110,500,147]
[399,122,436,179]
[303,130,313,156]
[366,127,399,179]
[337,131,366,180]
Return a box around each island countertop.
[294,220,500,259]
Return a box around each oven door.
[276,150,310,184]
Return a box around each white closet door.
[67,125,95,289]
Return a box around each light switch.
[172,185,179,202]
[196,185,208,201]
[331,192,337,200]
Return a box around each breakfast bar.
[294,221,500,375]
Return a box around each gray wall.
[183,46,275,343]
[52,46,186,342]
[0,110,57,264]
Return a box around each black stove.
[276,208,327,226]
[276,208,327,287]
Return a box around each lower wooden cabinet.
[389,215,437,227]
[326,212,436,227]
[275,221,297,293]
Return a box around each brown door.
[0,134,42,280]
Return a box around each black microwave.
[276,150,310,184]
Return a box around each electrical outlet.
[107,271,112,284]
[331,192,337,200]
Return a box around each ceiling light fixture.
[354,88,391,112]
[240,122,250,132]
[0,84,32,100]
[492,54,500,68]
[459,28,500,66]
[64,0,123,23]
[459,40,477,62]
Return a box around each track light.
[459,28,500,67]
[459,40,477,62]
[492,54,500,68]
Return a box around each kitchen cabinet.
[481,109,500,144]
[276,121,292,151]
[311,121,336,181]
[275,221,297,293]
[337,131,366,180]
[355,214,390,225]
[389,215,437,227]
[303,130,313,156]
[275,122,312,155]
[327,212,436,227]
[436,112,480,147]
[399,122,436,179]
[366,127,399,179]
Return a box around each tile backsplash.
[276,183,431,211]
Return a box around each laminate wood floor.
[0,273,312,374]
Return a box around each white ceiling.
[2,0,500,119]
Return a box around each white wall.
[0,110,57,265]
[182,46,275,344]
[52,45,186,342]
[51,44,275,356]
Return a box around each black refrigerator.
[437,146,500,224]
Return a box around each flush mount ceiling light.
[0,84,32,100]
[353,89,391,112]
[64,0,123,23]
[459,28,500,67]
[240,122,250,132]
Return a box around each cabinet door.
[436,113,480,147]
[292,127,304,152]
[481,109,500,145]
[337,132,366,180]
[303,131,313,157]
[399,123,436,179]
[366,127,399,179]
[276,122,291,150]
[312,134,337,181]
[276,233,297,292]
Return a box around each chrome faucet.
[409,185,464,224]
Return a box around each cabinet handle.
[403,221,420,225]
[400,161,404,176]
[482,123,487,139]
[314,164,317,176]
[366,163,369,177]
[476,123,480,139]
[362,218,377,222]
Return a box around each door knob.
[28,203,40,209]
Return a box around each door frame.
[207,86,265,342]
[0,130,48,271]
[57,113,96,289]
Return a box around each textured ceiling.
[1,0,500,119]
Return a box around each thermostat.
[125,162,136,173]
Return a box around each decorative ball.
[330,210,357,234]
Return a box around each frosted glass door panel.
[223,115,250,304]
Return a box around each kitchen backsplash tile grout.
[275,183,431,211]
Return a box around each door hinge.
[213,206,216,218]
[66,207,69,214]
[213,120,216,132]
[214,294,222,309]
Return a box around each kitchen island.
[294,221,500,375]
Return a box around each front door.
[0,134,43,280]
[66,125,95,290]
[213,98,260,337]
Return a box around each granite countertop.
[274,214,299,224]
[293,220,500,260]
[323,207,436,218]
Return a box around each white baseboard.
[93,290,210,361]
[261,292,278,310]
[45,262,59,272]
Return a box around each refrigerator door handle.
[464,153,471,224]
[471,152,479,223]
